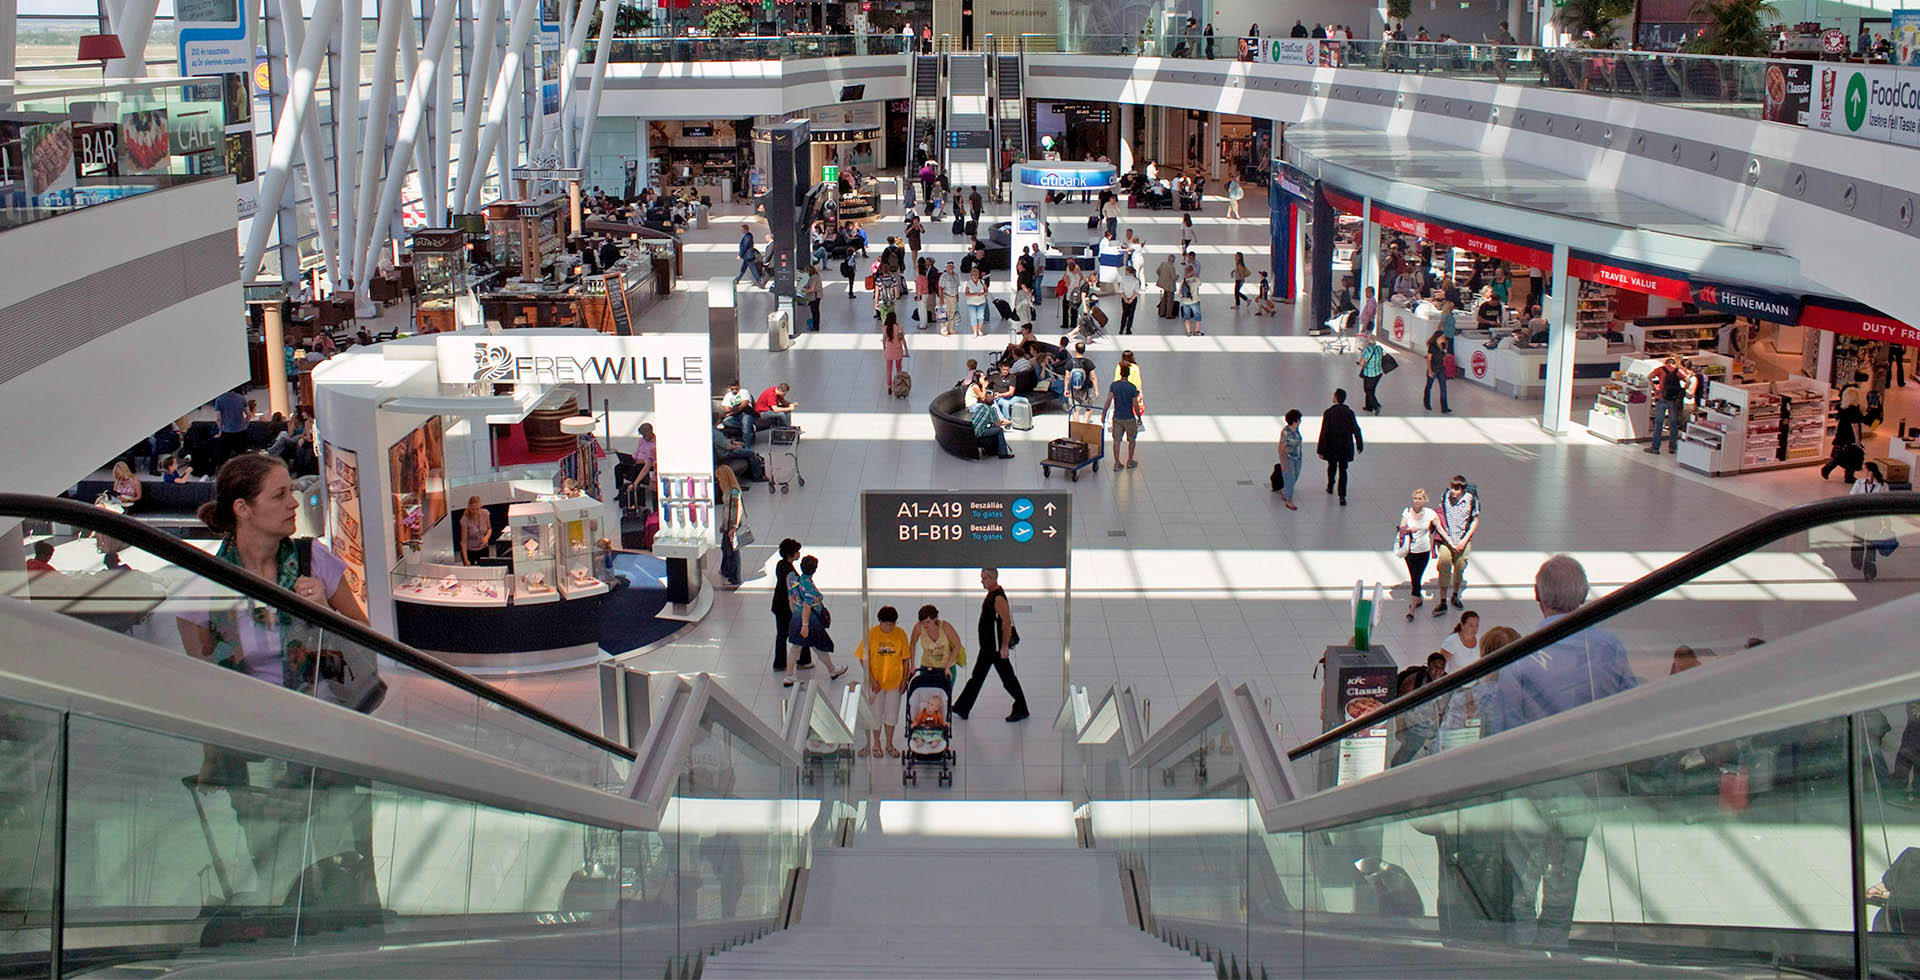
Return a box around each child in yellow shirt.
[858,606,913,757]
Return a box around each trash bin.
[768,309,791,352]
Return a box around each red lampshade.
[78,34,127,61]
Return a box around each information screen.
[862,491,1071,569]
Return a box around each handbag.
[732,517,755,548]
[1381,352,1400,374]
[864,273,876,290]
[1443,352,1458,379]
[1391,529,1411,559]
[1053,278,1068,298]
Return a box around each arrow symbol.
[1043,502,1057,515]
[1043,526,1057,538]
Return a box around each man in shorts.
[1103,369,1144,469]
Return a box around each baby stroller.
[902,667,955,787]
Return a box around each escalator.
[942,54,994,192]
[994,51,1025,182]
[7,492,1920,977]
[0,495,859,979]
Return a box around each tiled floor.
[391,187,1884,798]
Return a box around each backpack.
[1658,368,1684,401]
[1068,365,1089,392]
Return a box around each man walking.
[954,567,1030,721]
[1316,388,1363,505]
[1644,356,1691,455]
[213,386,250,467]
[1103,366,1143,469]
[1117,263,1141,335]
[968,186,984,224]
[1433,475,1479,613]
[732,223,763,287]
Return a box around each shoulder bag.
[1380,352,1400,374]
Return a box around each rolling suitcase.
[1008,398,1034,431]
[965,218,978,238]
[951,214,965,234]
[1158,292,1178,319]
[891,372,913,398]
[993,298,1017,322]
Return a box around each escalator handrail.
[0,492,637,762]
[1287,491,1920,760]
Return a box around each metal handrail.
[0,492,637,761]
[1286,492,1920,760]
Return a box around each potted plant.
[1689,0,1777,99]
[704,3,751,38]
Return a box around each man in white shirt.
[1101,196,1119,237]
[1117,265,1142,335]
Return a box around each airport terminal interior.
[4,3,1920,977]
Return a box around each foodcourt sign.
[1809,64,1920,147]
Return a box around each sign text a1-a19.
[862,491,1071,569]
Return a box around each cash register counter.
[1380,300,1618,399]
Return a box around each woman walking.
[1439,610,1480,666]
[1232,252,1250,309]
[1394,488,1451,621]
[772,538,806,676]
[1179,212,1196,254]
[1276,409,1303,509]
[787,553,847,686]
[1851,461,1891,581]
[802,263,823,333]
[1059,259,1085,330]
[1358,332,1387,414]
[1178,266,1204,336]
[882,312,909,392]
[1225,177,1244,219]
[715,464,746,588]
[1424,329,1451,413]
[909,603,966,686]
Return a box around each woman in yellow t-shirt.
[858,606,913,757]
[908,603,965,690]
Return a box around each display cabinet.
[552,496,610,598]
[1588,353,1733,443]
[390,560,510,606]
[1678,375,1829,476]
[409,228,467,334]
[508,501,561,604]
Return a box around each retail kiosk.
[1008,161,1118,265]
[311,329,716,667]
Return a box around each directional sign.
[862,491,1072,569]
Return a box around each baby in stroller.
[902,666,956,786]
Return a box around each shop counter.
[395,590,610,667]
[1456,336,1619,399]
[1379,301,1443,350]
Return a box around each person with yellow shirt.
[858,606,914,758]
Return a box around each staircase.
[701,801,1212,980]
[943,53,995,192]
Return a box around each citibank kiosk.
[1009,161,1119,268]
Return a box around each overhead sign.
[1568,253,1694,301]
[1270,159,1316,202]
[863,491,1072,569]
[1264,38,1322,66]
[1370,203,1555,269]
[1013,162,1117,189]
[946,130,995,150]
[437,333,707,387]
[1690,281,1802,323]
[1799,298,1920,345]
[1808,63,1920,147]
[176,0,253,76]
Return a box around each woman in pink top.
[881,311,908,392]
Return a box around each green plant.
[703,3,751,37]
[587,2,652,38]
[1560,0,1636,46]
[1689,0,1777,56]
[1386,0,1413,23]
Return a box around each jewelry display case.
[389,560,510,606]
[551,495,609,598]
[508,501,561,604]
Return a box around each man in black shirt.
[1317,388,1364,505]
[954,567,1029,722]
[1291,19,1310,37]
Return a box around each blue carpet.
[598,553,682,655]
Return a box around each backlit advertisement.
[1809,63,1920,147]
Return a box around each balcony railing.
[598,33,914,63]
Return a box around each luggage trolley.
[767,426,805,493]
[1040,407,1105,482]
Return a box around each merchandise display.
[509,501,562,604]
[1678,376,1830,476]
[1588,353,1733,443]
[1625,320,1725,356]
[390,561,511,606]
[1575,284,1616,335]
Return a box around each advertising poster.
[1809,63,1920,147]
[1894,10,1920,66]
[1333,664,1395,785]
[1016,202,1039,233]
[177,0,252,76]
[224,131,254,183]
[387,417,448,558]
[169,103,222,158]
[1761,63,1811,126]
[74,123,119,179]
[120,109,172,174]
[1265,37,1320,66]
[322,443,368,606]
[24,121,76,197]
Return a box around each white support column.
[1117,104,1135,174]
[396,9,437,212]
[432,35,454,224]
[1541,243,1577,433]
[360,0,461,287]
[335,0,362,292]
[464,0,539,212]
[575,0,620,168]
[280,0,344,291]
[553,0,603,161]
[0,0,16,83]
[1358,197,1379,333]
[351,0,405,280]
[451,0,503,209]
[241,0,341,279]
[104,0,159,78]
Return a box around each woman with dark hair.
[788,554,847,685]
[179,453,367,692]
[773,537,806,679]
